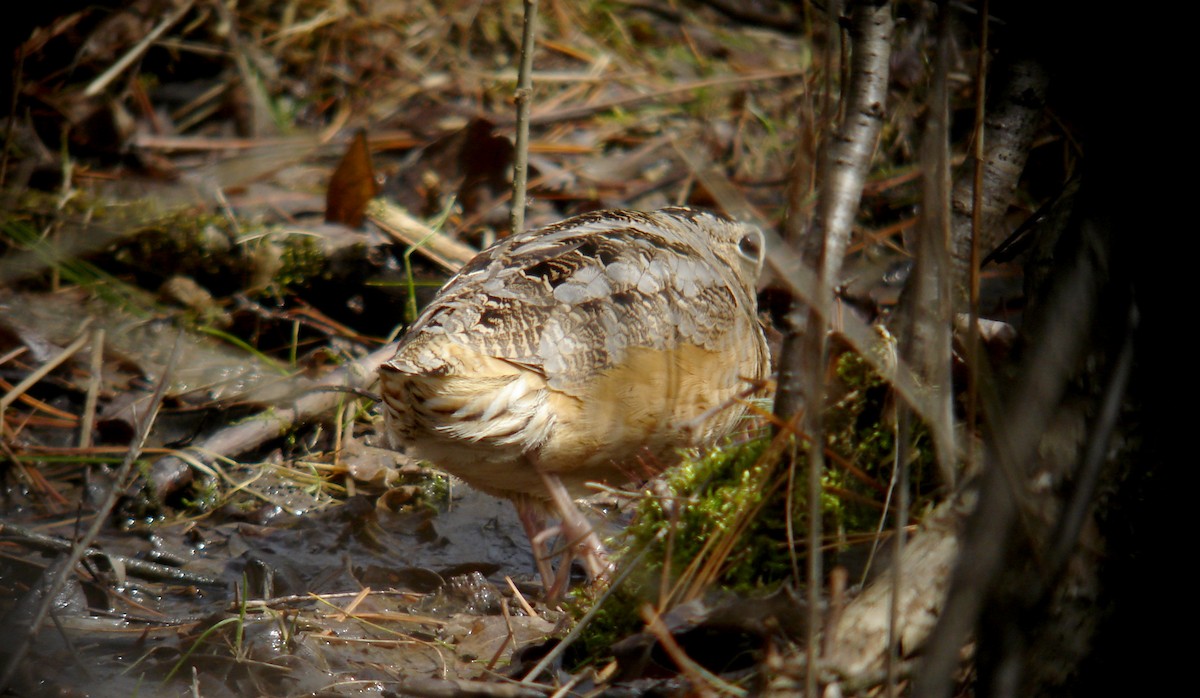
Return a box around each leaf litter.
[0,1,1055,695]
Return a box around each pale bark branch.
[774,0,894,421]
[948,58,1048,310]
[896,0,957,484]
[770,2,893,693]
[146,342,395,501]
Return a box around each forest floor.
[0,1,1054,696]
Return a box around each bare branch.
[771,2,893,693]
[510,0,538,234]
[894,1,957,484]
[146,342,395,501]
[913,210,1110,698]
[774,0,894,420]
[949,58,1048,309]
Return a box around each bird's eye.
[738,231,764,261]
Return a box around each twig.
[147,342,397,500]
[0,332,182,693]
[1043,305,1136,580]
[893,0,956,487]
[367,199,478,272]
[510,0,539,234]
[883,7,953,690]
[641,603,746,697]
[83,0,197,97]
[504,576,538,618]
[770,3,894,694]
[912,211,1107,698]
[965,0,989,474]
[486,599,515,672]
[0,522,221,587]
[0,346,28,367]
[78,329,104,449]
[0,329,91,433]
[774,0,894,418]
[520,545,650,684]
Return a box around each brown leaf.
[325,128,380,227]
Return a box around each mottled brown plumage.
[379,207,770,596]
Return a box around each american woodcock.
[379,207,770,597]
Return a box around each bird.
[378,207,770,598]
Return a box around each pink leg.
[514,495,556,594]
[537,469,611,594]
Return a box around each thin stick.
[504,576,538,618]
[520,545,649,684]
[83,0,196,97]
[147,341,395,500]
[777,3,895,692]
[0,346,27,367]
[78,329,104,448]
[966,0,989,476]
[368,199,478,272]
[0,329,91,430]
[0,522,220,586]
[510,0,539,234]
[887,407,911,698]
[641,603,746,697]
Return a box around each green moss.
[395,465,454,511]
[822,351,893,530]
[633,438,790,589]
[272,232,327,291]
[573,438,786,663]
[421,469,452,503]
[116,208,238,281]
[827,349,938,515]
[565,582,646,667]
[1,190,337,299]
[180,477,222,514]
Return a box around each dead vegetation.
[0,1,1162,697]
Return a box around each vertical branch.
[823,1,843,135]
[78,329,105,449]
[890,4,953,693]
[805,1,893,285]
[948,57,1047,309]
[775,0,893,420]
[510,0,539,234]
[912,212,1105,698]
[895,0,956,486]
[965,0,989,472]
[774,1,893,693]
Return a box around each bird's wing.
[396,211,748,393]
